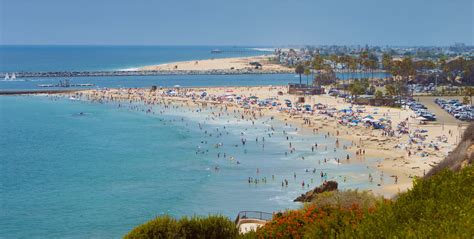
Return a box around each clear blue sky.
[1,0,472,46]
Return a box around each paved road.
[415,96,463,125]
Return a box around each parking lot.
[416,96,467,124]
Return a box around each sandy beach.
[138,55,293,73]
[67,86,469,198]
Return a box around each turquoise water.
[0,45,269,72]
[0,95,376,238]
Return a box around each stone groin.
[2,69,293,78]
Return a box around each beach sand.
[68,86,468,198]
[138,55,292,73]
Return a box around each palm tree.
[465,87,474,106]
[304,68,311,86]
[312,55,324,87]
[295,64,305,85]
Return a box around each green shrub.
[350,165,474,238]
[236,230,257,239]
[125,215,238,239]
[309,190,382,210]
[125,216,180,239]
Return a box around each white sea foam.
[118,67,140,71]
[249,47,275,52]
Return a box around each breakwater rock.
[2,69,293,78]
[294,181,338,202]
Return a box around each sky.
[0,0,472,46]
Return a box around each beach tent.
[340,108,353,113]
[362,118,378,123]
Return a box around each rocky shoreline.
[294,181,339,202]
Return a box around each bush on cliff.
[310,189,382,209]
[253,204,370,238]
[348,165,474,238]
[244,166,473,238]
[124,215,238,239]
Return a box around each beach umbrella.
[174,84,181,88]
[416,116,427,121]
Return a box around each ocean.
[0,45,269,72]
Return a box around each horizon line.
[1,43,472,48]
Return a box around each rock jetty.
[2,68,293,78]
[294,181,338,202]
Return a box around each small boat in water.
[2,72,23,81]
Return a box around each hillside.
[425,123,474,178]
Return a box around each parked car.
[434,98,474,121]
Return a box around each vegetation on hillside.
[425,123,474,177]
[348,166,474,238]
[124,215,238,239]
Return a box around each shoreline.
[61,86,468,198]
